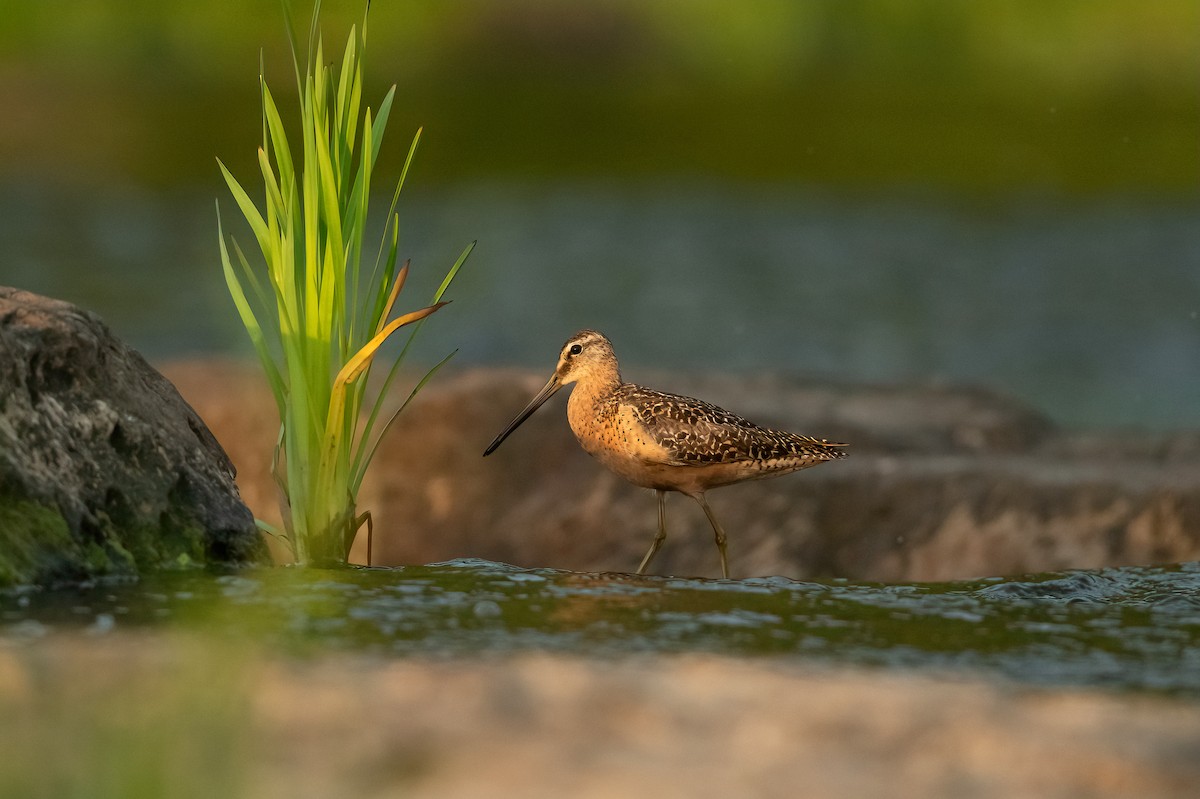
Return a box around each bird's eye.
[569,344,583,356]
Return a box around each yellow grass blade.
[375,259,410,336]
[317,301,447,498]
[338,302,447,387]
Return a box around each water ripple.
[3,559,1200,695]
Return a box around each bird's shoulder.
[613,384,764,464]
[615,384,758,432]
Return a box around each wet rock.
[166,361,1200,581]
[0,288,264,585]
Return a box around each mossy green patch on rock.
[117,510,209,573]
[0,495,78,586]
[0,493,224,587]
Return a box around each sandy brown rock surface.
[4,635,1199,799]
[163,359,1200,580]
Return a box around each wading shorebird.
[483,330,847,578]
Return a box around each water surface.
[5,559,1200,695]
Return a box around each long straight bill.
[482,374,562,456]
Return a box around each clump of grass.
[217,1,473,565]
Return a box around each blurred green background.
[0,0,1197,427]
[1,0,1195,191]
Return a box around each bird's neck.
[566,368,622,429]
[574,367,621,400]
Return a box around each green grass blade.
[217,204,285,413]
[218,159,271,258]
[305,0,323,73]
[352,348,458,491]
[229,238,278,348]
[257,148,287,223]
[369,127,420,289]
[368,86,395,170]
[432,240,475,303]
[280,0,303,90]
[334,28,360,181]
[261,82,295,198]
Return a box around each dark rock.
[167,362,1200,581]
[0,288,264,585]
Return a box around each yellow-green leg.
[637,490,668,574]
[694,493,729,579]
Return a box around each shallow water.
[5,559,1200,695]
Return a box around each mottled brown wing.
[620,385,846,467]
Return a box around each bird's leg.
[694,493,729,579]
[637,490,669,574]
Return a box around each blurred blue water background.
[1,1,1197,430]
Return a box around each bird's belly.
[583,438,817,494]
[582,448,775,494]
[586,445,673,490]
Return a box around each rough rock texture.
[0,288,264,584]
[164,360,1200,581]
[6,637,1200,799]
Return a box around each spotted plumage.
[622,385,843,470]
[483,329,847,578]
